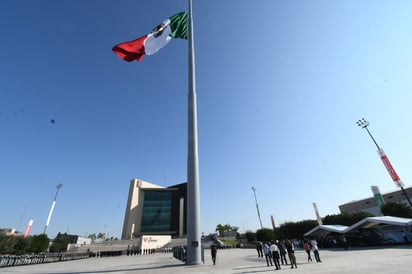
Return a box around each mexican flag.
[112,12,187,62]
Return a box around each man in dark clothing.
[278,240,288,265]
[210,245,217,265]
[256,242,263,257]
[284,239,297,269]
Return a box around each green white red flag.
[112,12,187,62]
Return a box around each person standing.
[303,240,313,262]
[402,228,408,243]
[256,242,263,258]
[269,241,281,270]
[262,242,273,266]
[278,240,288,265]
[284,239,297,269]
[310,239,322,262]
[210,245,217,265]
[343,235,348,250]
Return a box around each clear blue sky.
[2,0,412,239]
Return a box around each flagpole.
[186,0,202,265]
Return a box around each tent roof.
[304,225,348,237]
[345,216,412,231]
[304,216,412,237]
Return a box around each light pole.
[251,187,263,229]
[43,183,63,234]
[356,118,380,149]
[357,118,412,208]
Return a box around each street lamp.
[356,118,380,149]
[251,187,263,229]
[357,118,412,207]
[43,183,63,234]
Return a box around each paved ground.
[2,245,412,274]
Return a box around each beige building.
[339,186,412,216]
[0,228,19,236]
[121,179,187,240]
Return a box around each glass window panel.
[141,191,172,233]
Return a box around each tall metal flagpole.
[186,0,202,265]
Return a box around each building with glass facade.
[121,179,187,240]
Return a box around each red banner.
[378,149,404,188]
[271,215,276,229]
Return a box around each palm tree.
[216,224,238,237]
[215,224,225,236]
[88,233,97,241]
[97,232,106,240]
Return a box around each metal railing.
[0,252,90,268]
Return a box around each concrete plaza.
[2,245,412,274]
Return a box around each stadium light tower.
[357,118,412,207]
[251,187,263,229]
[43,183,63,234]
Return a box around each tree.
[0,235,17,254]
[381,202,412,218]
[29,234,49,253]
[276,220,318,240]
[0,235,31,255]
[88,233,97,241]
[97,232,106,240]
[215,224,233,236]
[244,230,256,243]
[13,236,31,255]
[323,211,373,226]
[231,226,239,232]
[256,228,275,242]
[215,224,224,236]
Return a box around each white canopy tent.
[304,216,412,237]
[304,225,348,237]
[345,216,412,231]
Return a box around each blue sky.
[2,0,412,239]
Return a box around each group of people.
[303,239,322,263]
[126,246,157,256]
[256,238,322,270]
[256,240,298,270]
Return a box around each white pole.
[45,201,56,228]
[186,0,202,265]
[313,202,323,225]
[43,183,63,234]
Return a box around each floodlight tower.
[357,118,412,207]
[43,183,63,234]
[251,187,263,229]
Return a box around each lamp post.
[43,183,63,234]
[357,118,412,207]
[251,187,263,229]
